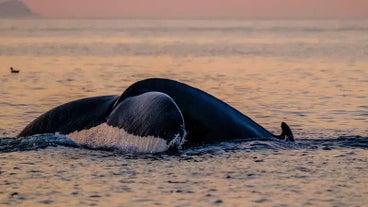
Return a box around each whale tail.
[275,122,294,142]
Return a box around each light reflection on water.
[0,56,366,138]
[0,144,367,206]
[0,19,367,206]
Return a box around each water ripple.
[1,135,366,154]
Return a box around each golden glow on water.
[0,36,326,45]
[0,147,367,206]
[0,55,367,137]
[0,19,367,206]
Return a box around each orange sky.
[22,0,368,18]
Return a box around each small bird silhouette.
[10,67,20,73]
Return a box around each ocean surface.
[0,19,367,206]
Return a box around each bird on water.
[10,67,20,73]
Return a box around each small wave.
[0,134,79,153]
[295,135,368,150]
[0,135,366,154]
[179,136,368,156]
[180,138,298,156]
[0,135,295,154]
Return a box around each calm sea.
[0,19,367,206]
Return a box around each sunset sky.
[20,0,368,18]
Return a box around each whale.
[18,78,294,153]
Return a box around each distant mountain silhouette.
[0,0,37,18]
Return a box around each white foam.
[67,123,185,153]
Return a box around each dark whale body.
[18,78,293,152]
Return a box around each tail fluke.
[276,122,294,142]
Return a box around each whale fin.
[18,95,118,137]
[106,92,186,149]
[276,122,294,142]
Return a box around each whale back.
[17,78,289,152]
[116,78,276,146]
